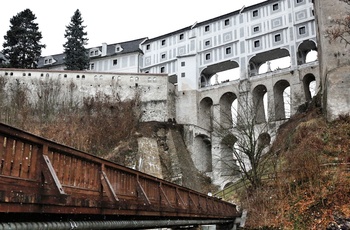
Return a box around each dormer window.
[115,44,123,53]
[44,57,55,65]
[89,48,100,57]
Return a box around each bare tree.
[326,0,350,46]
[213,94,273,190]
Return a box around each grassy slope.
[231,105,350,229]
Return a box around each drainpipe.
[0,219,234,230]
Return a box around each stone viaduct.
[0,0,325,188]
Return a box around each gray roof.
[38,37,146,68]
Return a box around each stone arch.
[219,92,238,128]
[199,97,213,131]
[303,73,316,101]
[249,48,291,76]
[200,60,240,87]
[297,40,317,65]
[224,182,234,189]
[252,85,268,123]
[200,74,209,88]
[220,133,239,176]
[194,134,212,172]
[257,132,271,149]
[274,80,290,120]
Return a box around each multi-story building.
[35,0,318,187]
[38,38,146,73]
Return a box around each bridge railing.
[0,122,239,220]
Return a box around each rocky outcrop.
[107,121,214,193]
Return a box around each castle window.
[90,63,95,70]
[160,66,165,73]
[205,25,210,32]
[299,26,306,34]
[115,45,123,53]
[179,33,184,40]
[181,61,185,67]
[113,59,118,65]
[253,10,259,17]
[205,53,211,60]
[146,44,150,50]
[161,39,166,46]
[161,53,166,59]
[273,3,279,11]
[90,48,100,57]
[296,0,303,3]
[274,34,281,42]
[253,26,260,32]
[205,40,210,46]
[226,47,232,54]
[254,40,260,48]
[224,19,230,26]
[181,72,186,78]
[44,58,53,65]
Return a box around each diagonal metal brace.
[42,155,66,195]
[101,170,119,203]
[137,181,151,205]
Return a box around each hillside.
[235,99,350,229]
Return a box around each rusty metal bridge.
[0,122,241,229]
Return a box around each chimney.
[102,43,107,56]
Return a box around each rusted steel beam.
[136,179,151,206]
[42,154,66,195]
[0,122,240,220]
[101,170,119,203]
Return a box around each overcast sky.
[0,0,263,56]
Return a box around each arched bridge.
[0,122,241,229]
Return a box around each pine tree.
[2,9,45,69]
[63,9,89,70]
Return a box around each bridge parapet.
[0,122,239,222]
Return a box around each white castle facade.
[1,0,323,187]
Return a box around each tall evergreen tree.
[63,9,89,70]
[2,9,45,69]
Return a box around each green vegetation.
[2,9,45,68]
[63,9,89,70]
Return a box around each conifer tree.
[2,9,45,69]
[63,9,89,70]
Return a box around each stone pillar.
[314,0,350,120]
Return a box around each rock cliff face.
[106,121,216,193]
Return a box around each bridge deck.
[0,122,239,223]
